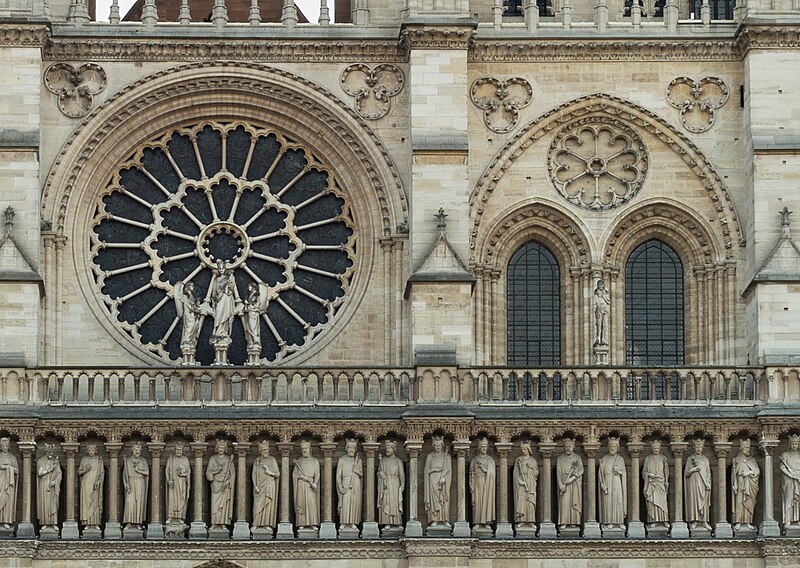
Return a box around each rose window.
[90,121,356,366]
[548,118,648,211]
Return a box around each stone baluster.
[453,440,471,537]
[179,0,191,24]
[189,442,208,539]
[319,441,337,538]
[538,442,558,538]
[759,438,781,536]
[276,441,294,539]
[17,442,36,538]
[212,0,228,27]
[249,0,261,24]
[495,442,513,538]
[404,441,423,537]
[562,0,572,28]
[109,0,120,23]
[524,0,539,31]
[352,0,369,25]
[594,0,608,31]
[103,442,122,539]
[627,440,645,538]
[713,442,732,538]
[319,0,330,24]
[700,0,711,26]
[232,442,251,539]
[664,0,677,31]
[362,441,380,538]
[147,441,165,539]
[669,442,689,538]
[582,441,602,538]
[141,0,158,27]
[281,0,298,27]
[61,442,80,540]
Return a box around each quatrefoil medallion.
[470,77,532,133]
[666,77,729,134]
[340,63,404,120]
[44,62,107,119]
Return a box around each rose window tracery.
[548,117,648,211]
[90,121,356,366]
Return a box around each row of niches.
[89,120,356,367]
[0,429,798,540]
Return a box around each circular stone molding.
[90,120,356,366]
[547,116,648,211]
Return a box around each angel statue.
[242,281,271,365]
[174,280,210,365]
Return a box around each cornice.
[0,23,49,47]
[399,22,477,50]
[735,24,800,52]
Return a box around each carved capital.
[495,442,513,459]
[538,443,557,459]
[17,442,36,457]
[713,442,732,459]
[362,441,380,458]
[670,442,688,459]
[146,441,165,457]
[320,442,337,458]
[104,442,123,456]
[627,442,644,459]
[61,442,80,456]
[404,441,423,458]
[190,441,208,457]
[277,441,294,458]
[399,23,476,50]
[232,442,250,457]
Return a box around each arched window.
[507,242,561,366]
[692,0,735,19]
[625,240,684,366]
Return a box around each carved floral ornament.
[666,76,729,134]
[340,63,404,120]
[547,117,649,211]
[470,77,532,133]
[44,62,107,119]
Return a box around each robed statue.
[0,438,18,527]
[424,436,452,527]
[557,438,583,528]
[598,437,626,528]
[377,440,405,528]
[122,442,149,529]
[781,434,800,529]
[37,444,61,528]
[469,437,496,528]
[293,441,320,528]
[165,441,191,529]
[252,440,280,530]
[684,439,711,531]
[642,439,669,526]
[513,440,538,526]
[206,439,235,528]
[731,439,759,530]
[78,443,104,528]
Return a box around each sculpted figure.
[37,444,61,528]
[781,434,800,529]
[122,442,149,529]
[0,438,18,527]
[593,279,610,346]
[642,440,669,525]
[293,441,320,528]
[165,441,191,527]
[210,260,240,352]
[242,282,270,364]
[424,436,452,526]
[731,439,759,530]
[174,280,205,363]
[598,437,627,528]
[513,440,538,526]
[377,440,405,527]
[557,438,583,528]
[337,439,363,529]
[206,440,235,528]
[252,440,280,530]
[469,437,496,528]
[684,438,711,531]
[78,443,104,528]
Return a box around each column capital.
[627,442,644,458]
[670,441,688,458]
[147,441,165,456]
[276,441,294,457]
[105,441,123,454]
[362,441,380,456]
[583,443,600,458]
[320,441,337,457]
[713,442,732,458]
[453,441,471,457]
[61,442,80,454]
[404,441,423,457]
[17,441,36,455]
[538,442,557,458]
[232,441,251,457]
[495,442,513,457]
[759,438,779,452]
[189,441,208,456]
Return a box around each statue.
[242,282,270,365]
[424,436,452,527]
[731,439,759,531]
[78,443,104,529]
[377,440,405,528]
[593,279,610,347]
[209,259,242,365]
[36,444,61,528]
[0,437,18,528]
[642,439,669,526]
[781,434,800,530]
[252,440,280,530]
[165,441,191,531]
[206,439,235,528]
[293,440,320,528]
[684,438,711,531]
[557,437,583,528]
[513,440,538,527]
[336,439,363,531]
[174,281,208,365]
[122,442,149,530]
[598,437,626,529]
[469,437,496,529]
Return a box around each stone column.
[495,442,513,538]
[404,441,423,537]
[146,441,165,539]
[627,441,645,538]
[61,442,80,540]
[582,442,601,538]
[17,442,36,538]
[361,441,380,539]
[276,441,294,539]
[538,443,557,538]
[452,440,471,537]
[759,439,781,536]
[232,442,251,539]
[104,442,123,539]
[669,442,689,538]
[713,442,733,538]
[189,442,208,539]
[319,441,337,539]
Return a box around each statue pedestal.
[188,521,208,540]
[404,520,423,537]
[318,521,336,539]
[558,525,580,539]
[251,526,274,540]
[338,525,360,539]
[382,524,404,538]
[734,523,757,538]
[425,522,452,537]
[146,522,164,540]
[471,523,493,538]
[232,521,251,540]
[361,521,379,539]
[16,521,34,539]
[689,523,712,538]
[494,521,514,539]
[82,525,103,540]
[713,521,732,538]
[758,519,780,537]
[164,521,187,539]
[669,521,689,539]
[537,522,557,538]
[645,523,670,538]
[593,343,609,365]
[61,520,80,540]
[600,524,625,539]
[626,520,646,538]
[582,521,602,539]
[297,526,320,539]
[39,525,60,541]
[275,521,294,540]
[208,525,231,540]
[514,523,537,539]
[452,520,471,537]
[784,523,800,537]
[0,525,14,539]
[123,525,144,540]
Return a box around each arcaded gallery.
[0,0,798,564]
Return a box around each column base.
[0,525,14,539]
[251,526,274,540]
[626,520,646,539]
[669,521,689,539]
[61,520,80,540]
[784,523,800,537]
[103,521,121,540]
[318,521,336,539]
[298,526,320,539]
[404,520,423,537]
[558,525,581,539]
[40,525,60,540]
[122,525,144,540]
[601,524,626,539]
[582,521,602,538]
[471,523,494,538]
[645,522,670,538]
[733,523,757,538]
[146,522,164,540]
[758,519,780,537]
[82,525,103,540]
[338,525,360,539]
[514,523,537,538]
[208,525,231,540]
[713,521,733,538]
[452,520,471,537]
[16,522,35,539]
[232,520,251,540]
[425,522,452,537]
[538,522,557,539]
[361,521,379,539]
[495,521,514,539]
[381,524,404,538]
[188,521,208,540]
[276,521,294,540]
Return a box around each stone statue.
[598,437,626,529]
[424,436,452,527]
[684,438,711,531]
[252,440,280,530]
[122,442,149,530]
[377,440,405,528]
[242,282,270,365]
[593,279,610,347]
[557,438,583,528]
[165,441,191,529]
[36,444,61,528]
[642,439,669,526]
[0,437,18,528]
[293,440,320,528]
[513,440,538,526]
[206,439,235,528]
[174,280,206,364]
[209,260,241,364]
[731,439,759,530]
[336,438,363,530]
[781,434,800,529]
[469,437,496,529]
[78,443,104,528]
